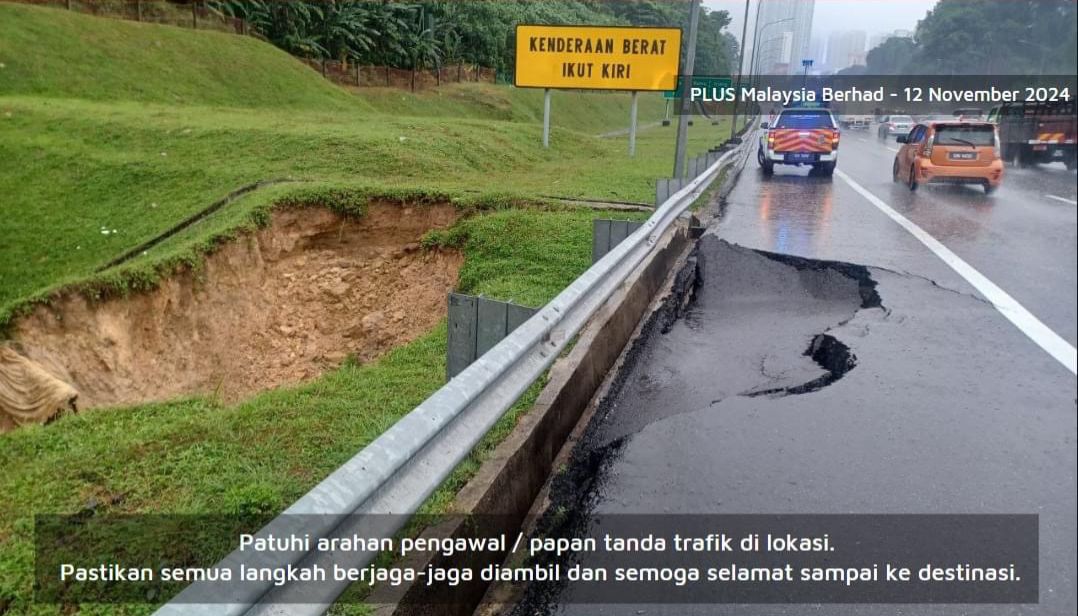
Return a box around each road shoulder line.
[1045,194,1078,205]
[835,168,1077,375]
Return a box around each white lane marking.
[1045,194,1078,205]
[835,168,1078,375]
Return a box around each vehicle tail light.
[923,138,933,157]
[993,132,1001,158]
[767,134,775,149]
[831,129,840,150]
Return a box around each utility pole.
[747,0,764,91]
[729,0,751,141]
[673,0,702,178]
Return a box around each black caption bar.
[35,513,1037,605]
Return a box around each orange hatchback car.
[893,121,1003,194]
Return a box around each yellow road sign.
[515,24,681,91]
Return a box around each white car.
[878,115,914,140]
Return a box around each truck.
[757,107,840,177]
[987,100,1077,169]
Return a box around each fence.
[447,293,537,380]
[655,149,731,206]
[10,0,497,90]
[12,0,248,33]
[592,219,645,263]
[299,58,496,91]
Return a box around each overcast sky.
[706,0,939,41]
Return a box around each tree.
[206,0,742,80]
[912,0,1077,74]
[865,36,915,74]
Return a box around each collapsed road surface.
[504,134,1077,615]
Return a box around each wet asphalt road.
[519,131,1077,615]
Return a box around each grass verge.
[0,206,649,615]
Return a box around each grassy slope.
[0,4,727,324]
[0,5,731,612]
[0,2,359,109]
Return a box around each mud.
[12,203,462,410]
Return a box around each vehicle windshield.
[775,111,833,128]
[933,125,995,146]
[891,116,913,123]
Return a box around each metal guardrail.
[154,140,747,616]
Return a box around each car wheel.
[1065,157,1077,171]
[815,162,835,177]
[1016,147,1036,168]
[892,158,900,182]
[983,182,996,195]
[761,160,774,176]
[908,165,918,191]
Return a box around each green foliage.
[204,0,738,77]
[864,0,1078,74]
[865,36,917,75]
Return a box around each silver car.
[877,115,914,140]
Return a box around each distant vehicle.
[877,115,914,140]
[987,100,1077,169]
[953,107,983,120]
[893,121,1003,194]
[922,114,957,123]
[758,108,840,177]
[841,114,873,130]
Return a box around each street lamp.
[750,16,794,86]
[729,0,752,141]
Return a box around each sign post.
[515,24,681,150]
[543,88,551,148]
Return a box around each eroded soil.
[12,203,462,410]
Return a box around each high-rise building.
[807,35,825,69]
[826,29,867,70]
[754,0,816,74]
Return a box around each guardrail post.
[447,293,478,380]
[610,219,629,247]
[656,178,671,207]
[477,296,509,358]
[592,219,611,263]
[592,219,646,263]
[507,303,533,333]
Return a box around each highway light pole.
[751,17,794,83]
[729,0,752,141]
[674,0,702,178]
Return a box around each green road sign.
[663,76,732,99]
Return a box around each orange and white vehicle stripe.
[769,129,834,153]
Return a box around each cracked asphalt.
[511,133,1077,615]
